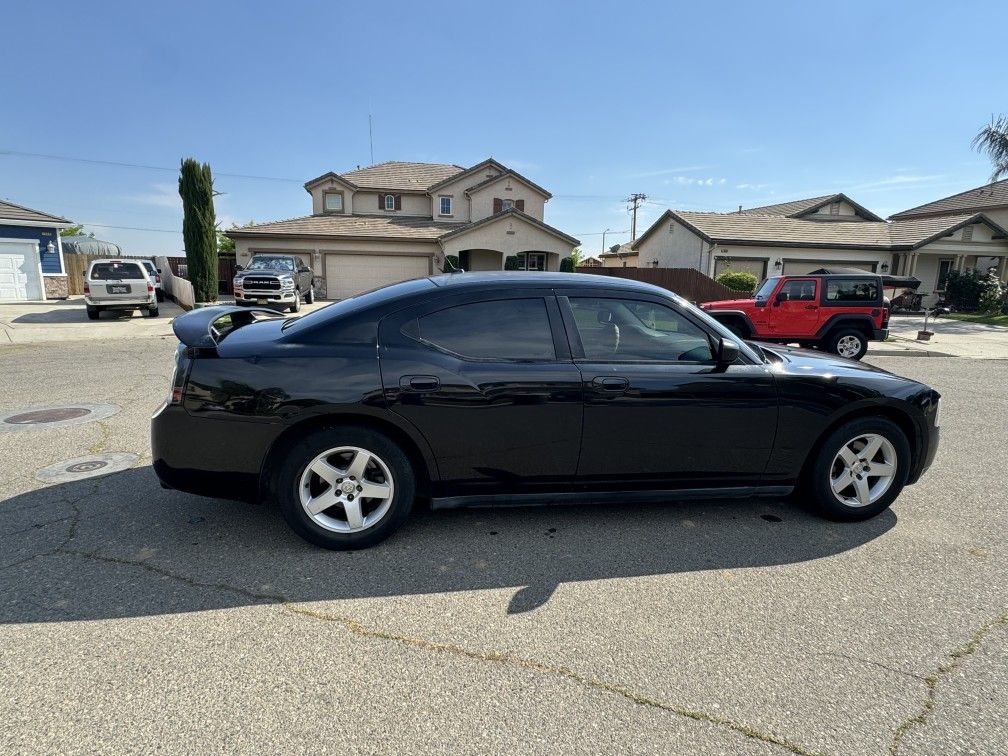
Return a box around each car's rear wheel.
[289,290,301,313]
[273,427,415,549]
[807,417,909,521]
[147,305,159,317]
[86,306,100,320]
[305,286,314,304]
[828,328,868,360]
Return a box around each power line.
[79,222,181,234]
[0,149,302,183]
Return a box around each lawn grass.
[941,312,1008,327]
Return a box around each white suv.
[84,259,158,320]
[140,260,165,302]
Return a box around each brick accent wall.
[43,275,69,299]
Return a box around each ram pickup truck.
[234,254,315,313]
[702,273,889,360]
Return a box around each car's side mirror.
[774,291,789,305]
[298,266,310,274]
[717,337,740,365]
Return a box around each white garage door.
[782,259,876,275]
[325,254,430,300]
[0,240,43,302]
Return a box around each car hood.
[704,298,755,309]
[235,269,294,278]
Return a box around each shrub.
[978,272,1006,314]
[504,255,520,271]
[443,255,460,273]
[944,268,987,311]
[716,270,759,294]
[559,256,574,272]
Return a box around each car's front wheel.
[807,417,910,521]
[827,329,868,360]
[289,290,301,313]
[305,285,315,304]
[273,427,416,549]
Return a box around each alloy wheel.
[836,335,863,359]
[298,446,395,532]
[829,433,897,507]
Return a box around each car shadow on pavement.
[0,466,896,623]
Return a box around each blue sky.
[2,0,1004,256]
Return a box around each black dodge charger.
[152,272,940,549]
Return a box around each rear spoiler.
[172,305,284,348]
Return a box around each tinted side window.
[418,299,555,360]
[826,279,878,302]
[779,279,817,301]
[569,298,714,362]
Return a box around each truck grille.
[242,277,281,290]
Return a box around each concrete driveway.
[0,296,181,344]
[0,339,1005,755]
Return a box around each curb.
[868,348,957,358]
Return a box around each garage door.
[325,254,430,300]
[0,240,43,301]
[782,260,876,275]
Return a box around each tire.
[305,285,315,304]
[272,427,416,550]
[806,417,910,521]
[147,305,159,318]
[86,306,100,321]
[827,328,868,360]
[725,322,747,339]
[289,290,301,313]
[798,341,819,350]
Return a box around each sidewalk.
[868,313,1008,359]
[0,297,180,344]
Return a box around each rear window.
[826,279,878,302]
[90,262,146,280]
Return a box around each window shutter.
[379,194,385,210]
[515,199,525,212]
[493,198,503,213]
[394,195,402,211]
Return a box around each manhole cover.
[0,404,120,433]
[36,453,138,483]
[5,407,92,424]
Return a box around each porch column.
[955,254,966,272]
[997,255,1008,283]
[908,253,919,276]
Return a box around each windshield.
[754,277,779,300]
[246,256,295,272]
[90,262,146,280]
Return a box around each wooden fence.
[165,255,236,295]
[574,266,738,303]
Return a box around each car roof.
[428,271,669,295]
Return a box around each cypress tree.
[178,158,218,305]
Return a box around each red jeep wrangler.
[702,274,889,360]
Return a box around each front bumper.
[234,290,296,307]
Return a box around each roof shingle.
[890,178,1008,219]
[0,199,72,226]
[227,214,467,240]
[339,161,465,191]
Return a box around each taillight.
[83,282,90,294]
[155,274,161,283]
[147,283,155,292]
[170,386,184,404]
[882,307,890,327]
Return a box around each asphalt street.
[0,337,1005,755]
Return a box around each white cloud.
[129,182,182,209]
[663,176,723,187]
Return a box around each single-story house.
[629,190,1008,305]
[227,159,580,300]
[0,199,74,301]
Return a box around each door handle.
[805,305,818,310]
[591,376,629,392]
[400,375,440,392]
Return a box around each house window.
[323,192,343,213]
[502,199,514,211]
[518,252,547,271]
[439,196,453,216]
[384,194,396,211]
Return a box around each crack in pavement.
[889,612,1008,755]
[57,548,821,756]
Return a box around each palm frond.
[972,114,1008,182]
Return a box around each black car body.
[233,254,315,312]
[152,272,940,549]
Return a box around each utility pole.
[626,193,647,241]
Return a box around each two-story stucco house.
[0,199,74,301]
[227,159,580,300]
